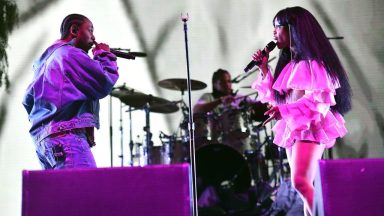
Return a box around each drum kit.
[110,77,287,209]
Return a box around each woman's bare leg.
[288,141,325,216]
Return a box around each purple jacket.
[23,40,119,142]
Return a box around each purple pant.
[35,128,96,169]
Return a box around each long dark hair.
[273,7,351,114]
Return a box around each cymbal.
[158,78,207,91]
[111,85,179,114]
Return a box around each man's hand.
[92,41,110,55]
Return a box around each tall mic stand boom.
[181,13,198,216]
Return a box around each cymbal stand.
[181,13,198,216]
[247,123,276,211]
[143,102,153,165]
[128,106,134,166]
[263,123,285,188]
[118,101,125,166]
[248,123,268,184]
[179,100,189,130]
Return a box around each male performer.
[23,14,119,169]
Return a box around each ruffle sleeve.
[273,60,340,93]
[271,61,347,148]
[251,68,277,106]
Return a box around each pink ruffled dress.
[251,60,347,148]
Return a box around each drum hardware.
[124,106,155,167]
[157,78,207,165]
[157,77,207,149]
[143,103,153,165]
[118,100,124,166]
[108,93,115,167]
[159,132,175,165]
[127,102,158,166]
[243,124,278,213]
[158,101,192,164]
[244,122,270,186]
[245,121,291,214]
[128,106,135,166]
[129,135,146,166]
[110,85,179,114]
[240,85,252,88]
[233,91,258,100]
[210,108,250,146]
[178,100,190,131]
[178,101,193,163]
[111,89,138,167]
[199,95,260,153]
[158,78,207,95]
[110,84,181,166]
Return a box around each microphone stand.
[109,95,114,167]
[181,13,198,216]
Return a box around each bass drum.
[196,144,251,193]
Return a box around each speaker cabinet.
[314,158,384,216]
[22,164,191,216]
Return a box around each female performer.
[251,6,352,215]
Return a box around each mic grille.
[266,41,276,51]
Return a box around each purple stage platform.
[314,158,384,216]
[22,164,191,216]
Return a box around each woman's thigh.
[290,141,325,181]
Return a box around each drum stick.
[234,91,258,100]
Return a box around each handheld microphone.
[244,41,276,72]
[110,49,136,59]
[110,49,147,59]
[93,41,147,60]
[127,52,147,57]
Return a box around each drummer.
[193,68,256,153]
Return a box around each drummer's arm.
[193,98,221,114]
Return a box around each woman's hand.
[262,106,281,126]
[252,49,269,76]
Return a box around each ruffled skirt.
[272,111,347,148]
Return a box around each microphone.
[110,49,135,59]
[93,41,147,60]
[127,52,147,57]
[110,49,147,60]
[244,41,276,72]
